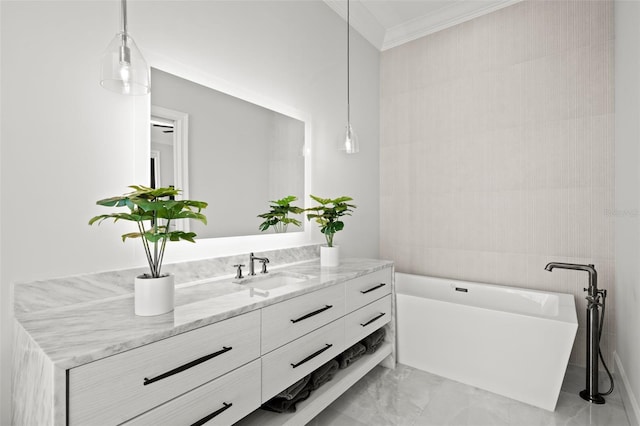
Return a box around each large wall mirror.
[150,67,306,239]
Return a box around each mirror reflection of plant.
[306,195,356,247]
[258,195,304,233]
[89,185,208,278]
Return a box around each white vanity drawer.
[345,294,392,344]
[261,318,345,402]
[261,283,345,354]
[345,268,392,313]
[122,359,261,426]
[68,310,260,426]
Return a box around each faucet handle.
[259,259,269,274]
[234,264,245,279]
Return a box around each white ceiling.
[324,0,522,51]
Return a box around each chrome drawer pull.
[290,305,333,323]
[143,346,233,386]
[360,283,386,294]
[291,344,333,368]
[361,312,386,327]
[190,402,232,426]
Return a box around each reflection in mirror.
[150,116,174,191]
[150,68,306,239]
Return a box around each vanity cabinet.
[345,294,392,344]
[12,259,394,426]
[345,268,392,312]
[262,317,345,401]
[261,283,346,354]
[122,359,262,426]
[238,266,394,426]
[68,310,261,425]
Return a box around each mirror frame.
[139,51,314,261]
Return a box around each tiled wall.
[380,0,614,367]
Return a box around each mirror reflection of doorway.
[150,108,188,232]
[150,116,175,189]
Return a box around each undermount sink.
[233,272,312,290]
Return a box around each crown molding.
[381,0,522,51]
[323,0,523,52]
[323,0,386,50]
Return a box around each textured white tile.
[591,113,615,189]
[406,37,429,93]
[379,0,615,368]
[458,192,492,252]
[486,127,526,191]
[492,63,524,129]
[566,187,593,259]
[590,0,615,45]
[567,0,592,50]
[591,186,615,259]
[524,53,569,124]
[485,252,530,289]
[490,190,529,254]
[526,189,570,256]
[589,41,615,118]
[524,0,569,61]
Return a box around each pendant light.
[341,0,359,154]
[100,0,150,96]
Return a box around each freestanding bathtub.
[396,273,578,411]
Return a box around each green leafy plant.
[306,195,356,247]
[258,195,304,233]
[89,185,208,278]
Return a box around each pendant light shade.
[340,0,359,154]
[344,123,359,154]
[100,0,149,96]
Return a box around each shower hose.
[598,289,614,396]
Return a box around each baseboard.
[615,351,640,426]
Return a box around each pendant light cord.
[121,0,128,34]
[347,0,350,125]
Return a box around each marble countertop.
[14,257,393,370]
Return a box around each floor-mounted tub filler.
[396,273,578,411]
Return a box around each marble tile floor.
[307,364,631,426]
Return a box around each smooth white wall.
[614,0,640,422]
[0,1,380,423]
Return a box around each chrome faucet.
[545,262,606,404]
[249,252,269,276]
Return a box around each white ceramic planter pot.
[320,245,340,267]
[134,274,175,316]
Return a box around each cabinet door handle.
[360,283,386,294]
[361,312,386,327]
[290,305,333,323]
[190,402,232,426]
[143,346,233,386]
[291,344,333,368]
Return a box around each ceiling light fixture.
[341,0,359,154]
[100,0,150,96]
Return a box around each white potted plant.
[89,185,208,316]
[306,195,356,267]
